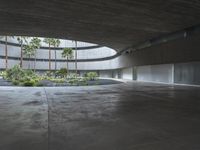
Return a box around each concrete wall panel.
[99,71,112,78]
[174,62,200,85]
[0,44,116,60]
[122,67,133,80]
[137,64,173,83]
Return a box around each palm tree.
[52,39,60,71]
[5,36,8,70]
[43,38,54,70]
[62,47,73,74]
[17,36,28,68]
[23,44,35,69]
[23,38,40,69]
[30,37,41,71]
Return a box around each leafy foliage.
[43,38,60,47]
[23,44,36,58]
[2,65,38,86]
[1,66,100,86]
[6,65,26,81]
[85,72,98,81]
[16,36,29,45]
[0,71,8,79]
[30,37,41,49]
[62,48,74,59]
[23,37,41,58]
[55,68,68,78]
[61,47,74,73]
[53,39,61,47]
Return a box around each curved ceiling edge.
[0,40,103,51]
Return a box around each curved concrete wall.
[0,44,116,60]
[0,54,128,70]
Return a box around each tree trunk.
[28,56,31,69]
[55,49,57,71]
[20,44,23,68]
[66,57,69,78]
[5,36,8,70]
[67,57,69,72]
[49,43,51,70]
[75,41,78,74]
[34,51,36,72]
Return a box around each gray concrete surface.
[137,64,174,84]
[0,82,200,150]
[0,87,48,150]
[1,0,200,51]
[174,62,200,85]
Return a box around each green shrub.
[3,66,99,87]
[25,69,34,76]
[45,71,55,77]
[55,68,68,78]
[68,73,78,79]
[6,65,25,81]
[42,76,51,80]
[12,80,20,85]
[50,78,65,83]
[86,72,98,81]
[0,71,8,79]
[35,82,44,87]
[79,77,88,86]
[2,66,41,86]
[68,78,79,85]
[23,80,36,86]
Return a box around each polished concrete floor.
[0,82,200,150]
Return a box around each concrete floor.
[0,82,200,150]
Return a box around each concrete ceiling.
[0,0,200,51]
